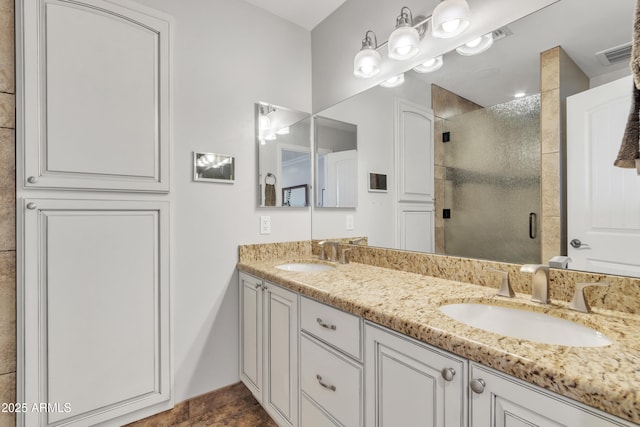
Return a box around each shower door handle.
[529,212,537,239]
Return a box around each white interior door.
[326,150,358,207]
[567,75,640,277]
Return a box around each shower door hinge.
[442,132,450,143]
[443,209,451,219]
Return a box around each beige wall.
[0,0,15,425]
[540,47,589,263]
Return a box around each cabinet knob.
[27,176,38,184]
[255,283,262,289]
[26,202,37,210]
[470,378,486,394]
[441,368,456,382]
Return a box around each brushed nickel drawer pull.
[316,374,336,391]
[316,317,337,330]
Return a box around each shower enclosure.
[443,95,541,263]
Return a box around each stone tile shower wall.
[0,0,15,426]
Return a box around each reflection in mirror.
[256,102,311,207]
[314,116,358,208]
[193,152,235,183]
[311,0,638,275]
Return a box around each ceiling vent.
[596,42,632,66]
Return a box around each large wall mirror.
[256,102,311,207]
[311,0,640,276]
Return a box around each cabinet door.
[394,98,434,203]
[469,363,634,427]
[365,323,467,427]
[19,0,171,192]
[20,198,171,426]
[264,282,299,427]
[239,273,264,400]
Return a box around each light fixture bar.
[373,15,432,52]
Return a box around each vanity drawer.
[301,393,340,427]
[301,296,362,359]
[300,334,363,427]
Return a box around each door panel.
[567,75,640,276]
[22,199,171,426]
[21,0,171,192]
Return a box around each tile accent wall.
[0,0,15,425]
[540,46,589,263]
[431,85,482,253]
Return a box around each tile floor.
[125,382,277,427]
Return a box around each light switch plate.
[346,215,354,230]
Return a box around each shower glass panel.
[443,95,541,264]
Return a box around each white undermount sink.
[439,303,612,347]
[275,262,335,272]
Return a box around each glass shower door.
[443,95,541,263]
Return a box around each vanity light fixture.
[431,0,471,39]
[276,126,290,135]
[354,30,382,78]
[388,7,420,60]
[264,133,277,141]
[380,73,405,88]
[413,55,444,73]
[456,33,493,56]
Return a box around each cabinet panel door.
[365,323,466,427]
[264,282,299,427]
[469,363,633,427]
[21,199,171,426]
[239,273,263,399]
[394,99,434,203]
[20,0,171,192]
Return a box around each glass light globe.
[380,73,405,88]
[413,56,444,73]
[354,47,381,78]
[432,0,471,39]
[388,26,420,60]
[456,33,493,56]
[259,115,270,131]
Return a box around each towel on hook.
[615,0,640,172]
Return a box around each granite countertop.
[238,258,640,424]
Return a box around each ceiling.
[243,0,347,30]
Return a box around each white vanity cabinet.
[299,297,364,427]
[365,323,467,427]
[469,363,636,427]
[239,273,299,427]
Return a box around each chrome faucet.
[520,264,550,304]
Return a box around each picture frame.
[193,152,235,183]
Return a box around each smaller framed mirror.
[256,102,311,207]
[314,116,358,208]
[193,152,235,183]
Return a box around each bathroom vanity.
[237,242,640,427]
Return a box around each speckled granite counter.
[238,250,640,424]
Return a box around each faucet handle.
[569,282,609,313]
[317,241,327,260]
[486,267,514,298]
[339,247,352,264]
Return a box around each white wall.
[312,75,429,247]
[311,0,557,112]
[129,0,312,402]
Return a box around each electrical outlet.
[346,215,354,230]
[260,216,271,234]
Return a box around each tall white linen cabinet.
[15,0,173,425]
